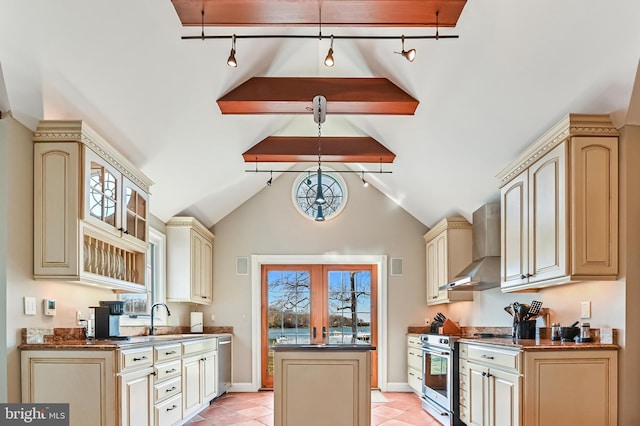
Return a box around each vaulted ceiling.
[1,1,639,228]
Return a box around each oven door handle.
[420,396,450,417]
[423,349,450,357]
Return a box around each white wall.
[206,166,429,388]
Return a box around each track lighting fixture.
[227,34,237,67]
[266,171,273,186]
[324,35,335,67]
[185,11,456,67]
[396,35,416,62]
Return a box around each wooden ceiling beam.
[243,136,396,163]
[172,0,467,27]
[218,78,418,115]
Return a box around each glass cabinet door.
[87,156,120,231]
[123,177,148,243]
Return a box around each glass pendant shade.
[314,168,326,205]
[315,205,326,221]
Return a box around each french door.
[261,264,378,389]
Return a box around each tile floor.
[186,391,439,425]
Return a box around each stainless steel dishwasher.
[216,335,232,397]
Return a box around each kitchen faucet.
[149,303,171,336]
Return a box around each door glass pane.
[327,270,372,344]
[103,171,117,226]
[267,270,311,345]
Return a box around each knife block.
[441,319,462,336]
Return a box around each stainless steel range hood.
[440,202,501,291]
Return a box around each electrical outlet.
[76,310,84,324]
[424,318,429,326]
[210,314,215,321]
[580,301,591,319]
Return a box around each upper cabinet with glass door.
[33,121,153,292]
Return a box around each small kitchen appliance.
[93,301,128,339]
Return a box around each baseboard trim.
[229,382,260,393]
[385,382,415,393]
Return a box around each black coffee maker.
[94,301,127,339]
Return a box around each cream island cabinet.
[424,217,474,305]
[166,217,214,304]
[33,120,153,293]
[407,335,423,394]
[273,344,374,426]
[459,341,618,426]
[21,335,227,426]
[496,114,618,292]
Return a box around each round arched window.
[292,168,348,221]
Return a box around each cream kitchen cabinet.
[424,217,473,305]
[464,344,522,426]
[522,349,617,426]
[181,338,218,419]
[497,114,618,292]
[167,217,214,304]
[21,349,117,426]
[118,346,155,426]
[153,343,183,426]
[407,335,423,394]
[33,120,153,293]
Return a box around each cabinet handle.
[166,368,176,374]
[133,356,148,361]
[201,357,207,361]
[482,372,487,377]
[150,371,157,376]
[520,274,527,279]
[165,351,177,355]
[409,372,415,377]
[166,386,177,393]
[166,405,178,412]
[480,355,494,360]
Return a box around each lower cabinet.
[182,339,218,419]
[407,335,423,394]
[522,350,617,426]
[21,350,117,426]
[460,343,618,426]
[21,336,224,426]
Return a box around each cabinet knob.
[482,372,487,377]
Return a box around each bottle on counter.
[551,322,560,341]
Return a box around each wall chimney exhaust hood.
[440,202,501,291]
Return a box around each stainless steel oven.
[420,334,462,426]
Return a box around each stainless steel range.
[420,334,463,426]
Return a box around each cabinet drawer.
[155,393,182,426]
[407,347,423,370]
[154,343,181,362]
[182,338,216,356]
[408,367,422,393]
[459,343,468,359]
[154,376,181,404]
[468,345,521,372]
[407,335,421,348]
[119,346,154,372]
[155,360,181,383]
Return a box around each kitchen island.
[273,343,375,426]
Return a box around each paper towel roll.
[190,312,203,333]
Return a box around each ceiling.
[1,1,639,228]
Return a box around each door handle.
[322,326,327,338]
[313,327,317,339]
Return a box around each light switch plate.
[580,301,591,319]
[24,297,37,315]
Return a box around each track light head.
[324,35,335,67]
[266,170,273,186]
[361,171,369,187]
[395,35,416,62]
[324,48,334,67]
[227,35,237,67]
